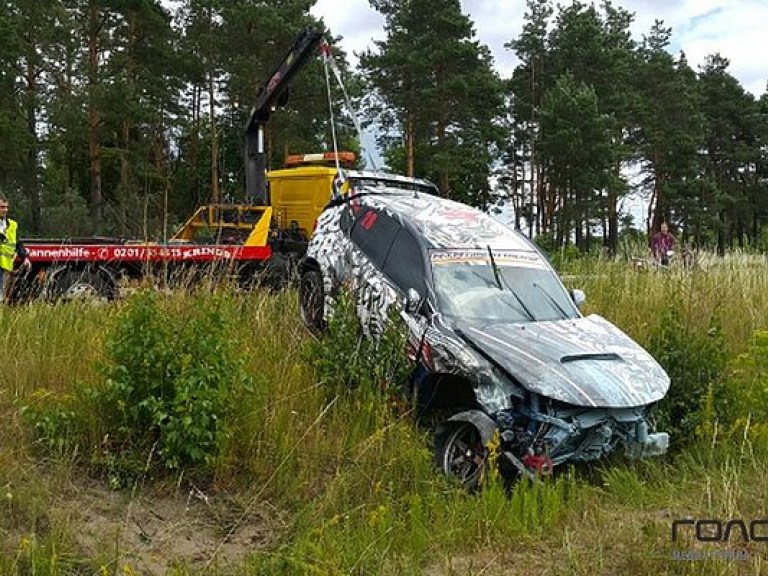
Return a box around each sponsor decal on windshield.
[429,249,544,266]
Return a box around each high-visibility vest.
[0,218,19,271]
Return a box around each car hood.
[456,314,670,408]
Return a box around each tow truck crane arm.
[244,28,326,204]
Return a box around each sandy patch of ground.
[63,481,285,574]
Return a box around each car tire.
[299,268,325,333]
[434,421,488,491]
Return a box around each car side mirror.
[570,288,586,308]
[405,288,422,315]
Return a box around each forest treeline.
[1,0,766,254]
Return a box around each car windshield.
[432,258,579,324]
[349,176,437,194]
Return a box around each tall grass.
[560,253,768,352]
[1,253,768,574]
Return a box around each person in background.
[0,194,31,301]
[650,221,676,266]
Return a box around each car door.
[380,227,431,361]
[347,207,400,333]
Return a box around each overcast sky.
[311,0,768,97]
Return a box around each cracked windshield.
[431,251,579,324]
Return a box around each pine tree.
[630,22,704,238]
[360,0,504,205]
[505,0,554,236]
[698,54,761,252]
[539,73,614,251]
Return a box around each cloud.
[312,0,767,96]
[311,0,385,64]
[669,0,768,96]
[615,0,767,96]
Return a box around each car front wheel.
[434,421,488,491]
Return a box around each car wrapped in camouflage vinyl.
[299,181,670,488]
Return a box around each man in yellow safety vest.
[0,195,31,301]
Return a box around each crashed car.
[299,181,670,488]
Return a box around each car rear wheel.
[435,421,488,491]
[299,268,325,333]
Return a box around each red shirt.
[650,231,675,258]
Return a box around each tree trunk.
[528,132,536,239]
[717,209,726,256]
[405,108,415,178]
[23,64,41,233]
[601,214,608,250]
[209,72,220,204]
[651,150,665,233]
[556,186,566,248]
[606,159,620,256]
[117,9,137,236]
[585,218,591,253]
[573,176,583,250]
[191,84,201,206]
[737,220,744,249]
[753,211,759,247]
[518,141,527,232]
[118,120,130,236]
[88,1,103,233]
[530,61,537,239]
[153,119,169,242]
[646,187,655,238]
[435,61,450,198]
[511,146,522,231]
[535,158,543,236]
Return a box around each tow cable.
[320,40,379,199]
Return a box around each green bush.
[715,330,768,437]
[97,290,253,472]
[533,234,583,270]
[306,290,411,399]
[23,291,254,481]
[646,304,728,446]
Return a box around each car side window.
[350,208,399,269]
[382,228,426,295]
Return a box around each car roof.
[358,188,539,254]
[345,170,438,193]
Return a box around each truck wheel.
[299,269,325,333]
[49,268,115,303]
[4,267,42,305]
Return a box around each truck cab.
[171,151,439,258]
[170,151,352,257]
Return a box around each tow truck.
[7,29,436,303]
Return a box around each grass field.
[2,254,768,575]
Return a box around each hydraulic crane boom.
[244,28,326,204]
